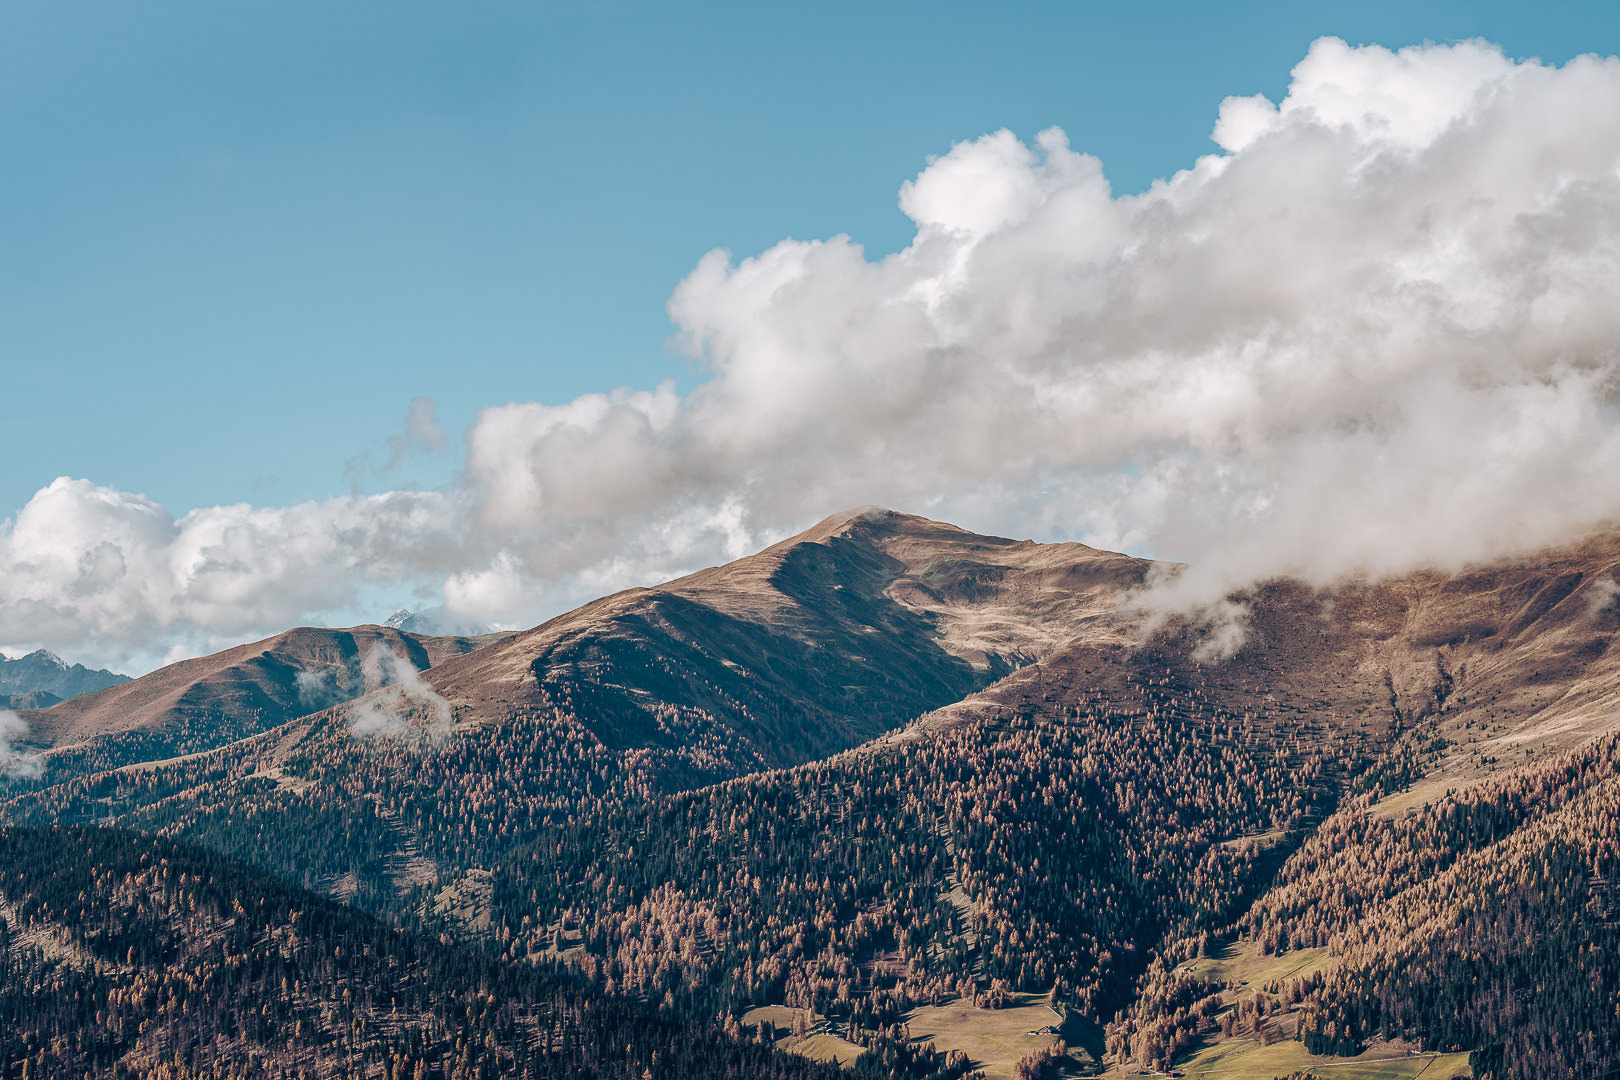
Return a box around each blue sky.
[6,0,1616,520]
[10,2,1620,671]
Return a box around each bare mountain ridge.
[417,506,1153,766]
[5,507,1153,795]
[15,625,500,782]
[21,506,1620,799]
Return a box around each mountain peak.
[0,649,128,704]
[773,506,988,551]
[384,609,440,634]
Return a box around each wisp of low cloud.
[6,37,1620,667]
[348,648,454,742]
[1586,578,1620,619]
[0,711,42,779]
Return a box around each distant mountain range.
[0,648,127,709]
[1,507,1616,1079]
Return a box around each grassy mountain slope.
[420,506,1151,768]
[10,625,499,785]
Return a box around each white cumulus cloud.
[7,37,1620,669]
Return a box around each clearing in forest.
[1176,1036,1472,1080]
[742,1006,868,1068]
[903,992,1078,1080]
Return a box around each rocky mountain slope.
[0,648,126,703]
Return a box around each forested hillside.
[489,641,1346,1021]
[1105,729,1620,1077]
[1272,734,1620,1077]
[4,511,1620,1078]
[0,825,845,1080]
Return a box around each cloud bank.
[7,37,1620,668]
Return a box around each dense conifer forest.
[0,825,846,1080]
[1105,731,1620,1077]
[491,654,1338,1023]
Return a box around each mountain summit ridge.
[413,505,1155,769]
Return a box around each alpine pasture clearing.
[903,993,1076,1079]
[1176,1037,1472,1080]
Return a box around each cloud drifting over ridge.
[8,37,1620,668]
